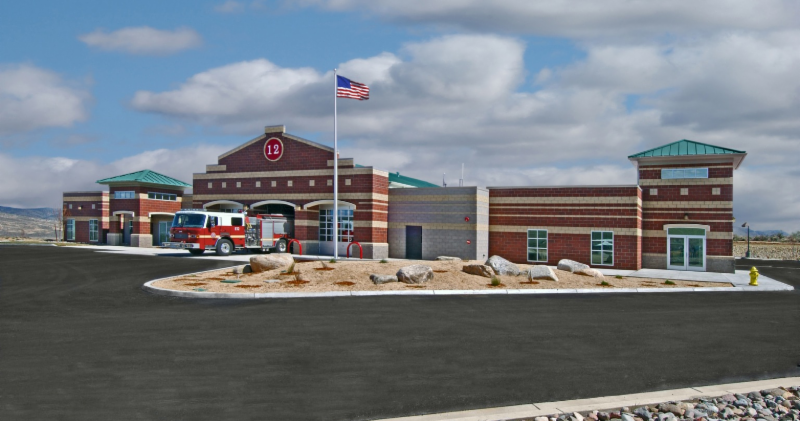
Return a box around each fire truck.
[164,209,296,256]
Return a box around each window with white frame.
[661,168,708,179]
[319,209,354,242]
[527,229,548,262]
[147,192,177,201]
[66,219,75,241]
[591,231,614,266]
[89,219,99,242]
[114,191,135,199]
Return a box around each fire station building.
[63,124,746,273]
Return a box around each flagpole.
[333,69,339,260]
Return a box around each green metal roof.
[628,139,746,158]
[356,165,439,187]
[389,171,439,188]
[96,169,191,187]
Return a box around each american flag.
[336,75,369,100]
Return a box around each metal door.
[405,226,422,259]
[667,236,706,271]
[158,221,169,245]
[123,220,132,244]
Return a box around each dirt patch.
[184,282,207,287]
[315,268,336,271]
[152,259,733,294]
[235,285,261,289]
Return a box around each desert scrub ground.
[734,241,800,260]
[152,259,732,293]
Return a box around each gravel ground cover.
[516,386,800,421]
[734,242,800,260]
[152,259,732,293]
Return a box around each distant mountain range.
[0,206,58,220]
[733,227,789,237]
[0,206,59,238]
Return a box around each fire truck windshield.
[172,213,206,228]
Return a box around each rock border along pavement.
[373,377,800,421]
[142,266,792,300]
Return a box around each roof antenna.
[459,163,464,187]
[442,172,447,187]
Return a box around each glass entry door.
[158,221,170,246]
[667,235,706,271]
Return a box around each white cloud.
[214,0,245,13]
[78,26,202,56]
[302,0,800,38]
[0,145,228,208]
[0,64,91,136]
[129,32,800,230]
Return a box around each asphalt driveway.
[1,246,798,421]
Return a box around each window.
[680,188,688,195]
[345,179,351,186]
[231,217,243,227]
[309,180,315,187]
[661,168,709,179]
[256,181,261,188]
[114,191,135,199]
[236,182,241,188]
[208,182,213,189]
[591,231,614,266]
[319,209,354,242]
[66,219,75,241]
[287,180,293,187]
[712,187,720,195]
[147,192,177,201]
[526,229,548,262]
[92,204,95,209]
[68,204,72,209]
[172,213,206,228]
[89,219,99,242]
[222,182,227,188]
[271,181,276,187]
[649,188,657,196]
[327,179,332,186]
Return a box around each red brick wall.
[488,186,642,269]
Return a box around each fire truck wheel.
[188,249,205,256]
[276,239,288,253]
[216,239,233,256]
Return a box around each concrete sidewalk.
[377,377,800,421]
[596,267,789,291]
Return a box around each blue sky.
[1,0,799,231]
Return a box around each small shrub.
[380,259,388,264]
[664,280,675,285]
[615,275,623,279]
[491,276,501,286]
[600,280,610,286]
[329,259,337,264]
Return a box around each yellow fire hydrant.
[749,266,759,286]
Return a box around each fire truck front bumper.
[164,242,201,250]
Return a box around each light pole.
[742,222,750,258]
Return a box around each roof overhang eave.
[628,153,747,170]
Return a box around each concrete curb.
[374,376,800,421]
[142,266,793,299]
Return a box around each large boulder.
[462,264,494,278]
[576,268,605,279]
[557,259,590,273]
[370,274,398,285]
[435,256,462,261]
[485,255,520,276]
[528,265,559,282]
[249,253,294,273]
[396,265,434,284]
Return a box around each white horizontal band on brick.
[326,159,354,167]
[194,167,383,180]
[492,214,640,219]
[388,222,489,231]
[642,201,732,209]
[63,196,106,202]
[642,230,732,239]
[489,226,642,236]
[638,177,733,186]
[389,211,490,216]
[490,197,642,205]
[639,163,733,169]
[193,193,389,202]
[65,216,110,222]
[354,221,387,228]
[491,205,637,210]
[205,164,226,172]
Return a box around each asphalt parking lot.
[1,246,798,421]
